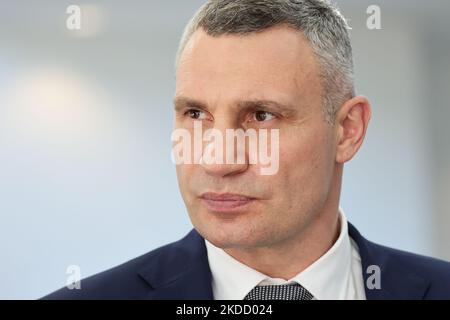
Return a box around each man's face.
[174,26,339,249]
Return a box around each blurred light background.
[0,0,449,299]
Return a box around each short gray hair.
[176,0,355,123]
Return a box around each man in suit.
[44,0,450,300]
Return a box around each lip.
[200,192,256,213]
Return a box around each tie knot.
[244,283,314,300]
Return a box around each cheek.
[176,165,192,195]
[278,130,333,193]
[279,129,319,170]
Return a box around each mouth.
[200,192,256,213]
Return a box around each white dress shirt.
[205,208,366,300]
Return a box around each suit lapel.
[137,229,213,299]
[348,223,430,299]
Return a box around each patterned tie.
[244,283,314,300]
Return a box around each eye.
[185,109,207,120]
[252,110,276,122]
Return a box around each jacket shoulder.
[42,232,196,300]
[367,240,450,298]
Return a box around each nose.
[199,120,249,178]
[201,161,248,177]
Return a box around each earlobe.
[335,96,371,164]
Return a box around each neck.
[224,166,343,280]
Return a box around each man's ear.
[335,96,372,164]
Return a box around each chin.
[205,236,255,250]
[189,206,274,248]
[197,223,269,249]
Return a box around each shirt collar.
[205,238,269,300]
[205,207,352,300]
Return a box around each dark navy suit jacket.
[43,223,450,300]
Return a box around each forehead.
[175,25,321,108]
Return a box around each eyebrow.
[173,96,298,117]
[173,97,208,112]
